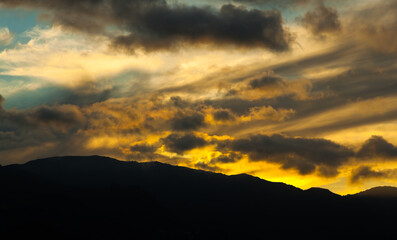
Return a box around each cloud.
[0,95,5,106]
[249,75,285,89]
[194,161,221,171]
[0,26,164,90]
[210,152,242,164]
[4,84,114,109]
[0,27,13,45]
[215,0,311,7]
[204,97,276,116]
[0,0,292,52]
[162,133,208,154]
[350,166,397,184]
[113,4,292,52]
[171,112,205,131]
[357,136,397,160]
[0,95,88,159]
[127,143,167,161]
[0,96,85,129]
[213,110,235,121]
[301,3,341,36]
[350,0,397,53]
[238,44,397,136]
[246,105,295,122]
[217,134,354,176]
[30,105,85,126]
[224,72,315,101]
[169,96,190,109]
[130,144,157,153]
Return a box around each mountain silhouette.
[1,155,397,239]
[351,186,397,198]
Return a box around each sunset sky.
[1,0,397,194]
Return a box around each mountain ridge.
[13,154,397,197]
[2,155,397,239]
[9,155,322,194]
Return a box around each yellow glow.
[86,136,120,149]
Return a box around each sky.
[0,0,397,194]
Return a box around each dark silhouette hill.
[1,155,397,239]
[351,186,397,198]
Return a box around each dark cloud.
[0,95,86,151]
[210,152,242,164]
[194,161,221,172]
[357,136,397,160]
[301,3,341,36]
[213,110,235,121]
[218,134,354,176]
[113,4,291,52]
[205,98,264,116]
[0,96,91,163]
[350,166,397,184]
[170,96,189,108]
[0,96,85,129]
[171,112,205,131]
[128,143,167,161]
[216,0,311,8]
[0,0,292,52]
[249,76,285,89]
[30,105,85,126]
[0,95,5,107]
[130,144,157,153]
[162,133,208,154]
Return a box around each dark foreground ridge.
[1,155,397,239]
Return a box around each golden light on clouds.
[1,0,397,195]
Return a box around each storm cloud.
[218,134,354,176]
[162,133,208,154]
[171,112,206,131]
[213,110,235,121]
[0,0,292,52]
[357,136,397,160]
